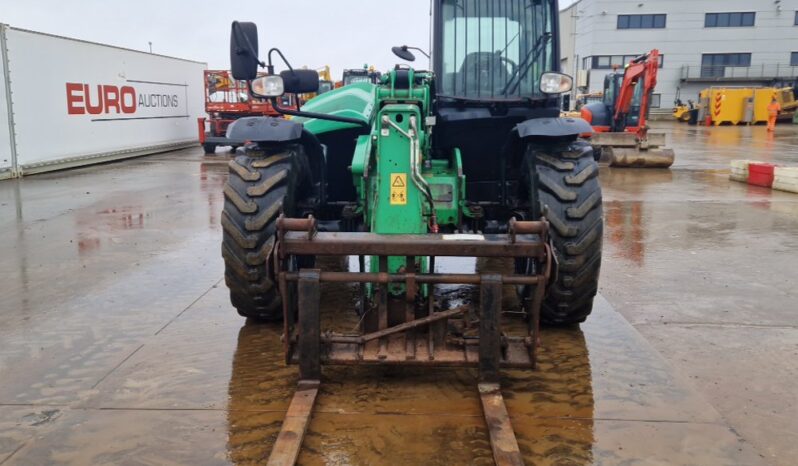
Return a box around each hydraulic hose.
[381,115,437,231]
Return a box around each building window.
[585,54,664,70]
[792,52,798,67]
[701,53,752,77]
[705,12,755,28]
[795,11,798,25]
[618,14,666,29]
[650,94,661,108]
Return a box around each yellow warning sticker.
[390,173,407,205]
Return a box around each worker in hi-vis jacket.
[767,97,782,132]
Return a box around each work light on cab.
[540,72,573,94]
[252,75,285,97]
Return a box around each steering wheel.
[497,54,518,77]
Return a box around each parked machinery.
[222,1,602,462]
[581,50,675,168]
[672,101,694,122]
[198,70,298,154]
[672,88,694,122]
[298,65,333,103]
[335,65,382,88]
[698,86,798,126]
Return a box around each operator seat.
[458,51,507,96]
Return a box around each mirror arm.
[268,48,294,73]
[245,82,367,128]
[269,97,370,129]
[239,43,367,129]
[404,45,430,59]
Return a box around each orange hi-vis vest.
[768,101,782,117]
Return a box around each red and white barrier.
[774,167,798,193]
[731,160,798,194]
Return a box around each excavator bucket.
[592,132,675,168]
[607,147,676,168]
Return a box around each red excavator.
[581,49,674,168]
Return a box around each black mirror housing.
[392,46,416,62]
[230,21,259,80]
[280,69,320,94]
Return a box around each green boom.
[298,70,467,293]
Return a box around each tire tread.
[532,141,603,325]
[222,146,305,321]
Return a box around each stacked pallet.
[730,160,798,193]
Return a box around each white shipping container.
[1,24,206,176]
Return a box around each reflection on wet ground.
[600,122,798,466]
[1,123,796,465]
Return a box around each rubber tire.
[203,143,217,155]
[532,140,603,325]
[221,145,309,321]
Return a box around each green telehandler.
[222,1,602,463]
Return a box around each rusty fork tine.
[405,255,416,360]
[377,255,388,359]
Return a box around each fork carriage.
[276,215,552,379]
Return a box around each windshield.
[439,0,555,99]
[603,74,618,108]
[627,77,644,126]
[607,72,643,126]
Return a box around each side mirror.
[280,69,320,94]
[230,21,259,80]
[392,46,416,62]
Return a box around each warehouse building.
[559,0,798,111]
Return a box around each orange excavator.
[581,49,674,168]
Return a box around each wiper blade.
[501,32,552,97]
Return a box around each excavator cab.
[340,67,382,86]
[592,70,645,132]
[317,80,333,94]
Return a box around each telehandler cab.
[222,1,602,463]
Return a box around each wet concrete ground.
[0,121,795,465]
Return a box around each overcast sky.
[1,0,576,78]
[1,0,429,78]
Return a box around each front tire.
[221,145,309,321]
[528,141,603,325]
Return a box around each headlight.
[252,75,284,97]
[540,72,573,94]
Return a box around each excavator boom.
[613,50,659,136]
